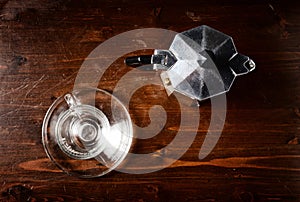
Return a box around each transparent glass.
[42,88,133,178]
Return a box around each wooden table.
[0,0,299,201]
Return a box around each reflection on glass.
[42,88,133,178]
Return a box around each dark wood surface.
[0,0,299,201]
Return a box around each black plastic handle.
[124,55,152,67]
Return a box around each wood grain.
[0,0,299,201]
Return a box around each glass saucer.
[42,88,133,178]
